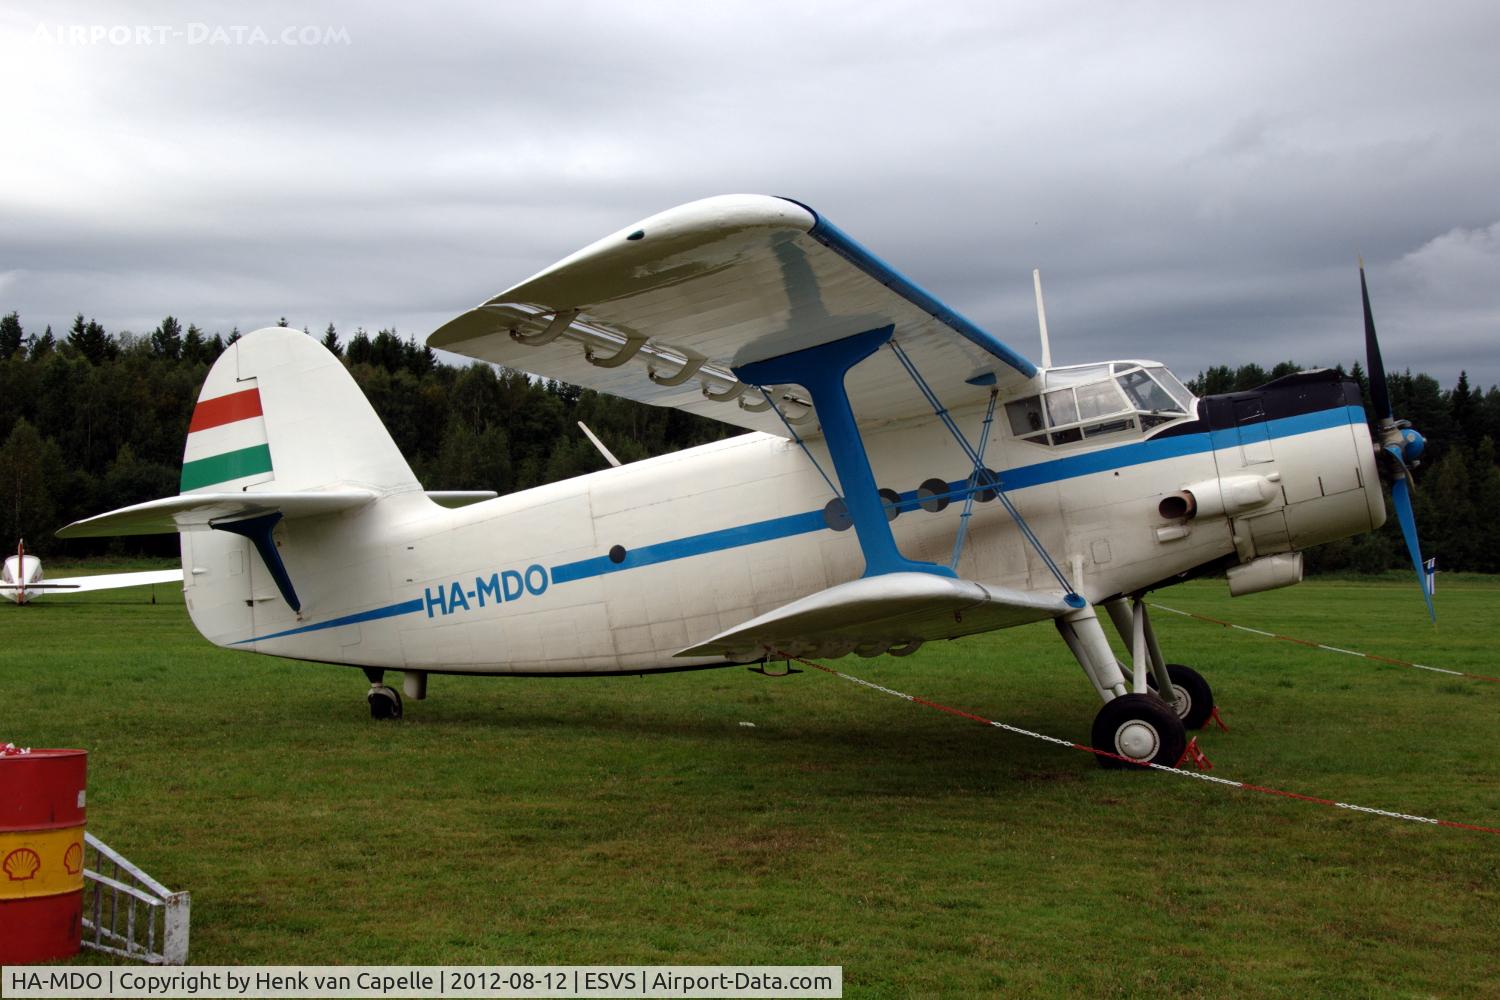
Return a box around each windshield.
[1118,368,1180,413]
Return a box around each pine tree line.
[1,312,1496,573]
[0,314,734,558]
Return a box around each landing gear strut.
[1057,600,1192,768]
[1104,597,1216,729]
[1147,663,1214,731]
[363,668,403,720]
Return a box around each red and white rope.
[1148,603,1500,685]
[779,653,1500,838]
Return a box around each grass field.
[4,571,1498,996]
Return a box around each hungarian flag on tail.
[180,380,274,492]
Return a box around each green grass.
[5,574,1499,996]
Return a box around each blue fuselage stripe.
[238,404,1360,641]
[551,509,828,583]
[1000,405,1360,491]
[232,597,425,645]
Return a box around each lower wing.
[676,572,1071,661]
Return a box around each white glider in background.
[58,195,1431,769]
[2,540,183,605]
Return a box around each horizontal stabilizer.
[676,573,1072,661]
[19,569,183,593]
[56,491,379,538]
[426,491,498,508]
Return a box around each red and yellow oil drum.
[0,748,87,964]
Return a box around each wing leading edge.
[430,195,1039,437]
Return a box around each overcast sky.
[2,1,1496,389]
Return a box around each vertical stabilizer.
[178,327,422,645]
[183,327,420,495]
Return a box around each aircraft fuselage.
[182,367,1383,676]
[1,554,43,604]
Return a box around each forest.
[2,311,1497,575]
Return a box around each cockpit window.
[1155,368,1195,411]
[1117,369,1181,414]
[1076,380,1128,421]
[1010,362,1195,447]
[1044,388,1079,427]
[1044,364,1111,388]
[1006,397,1045,436]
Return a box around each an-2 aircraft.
[2,539,183,604]
[58,195,1433,768]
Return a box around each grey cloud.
[1,0,1495,387]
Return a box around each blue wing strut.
[735,326,955,579]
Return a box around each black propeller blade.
[1359,258,1392,422]
[1359,259,1434,622]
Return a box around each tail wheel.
[367,685,403,720]
[1091,693,1187,770]
[1147,664,1215,730]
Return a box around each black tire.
[367,685,403,720]
[1090,693,1186,770]
[1147,664,1215,730]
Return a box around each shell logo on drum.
[63,842,82,875]
[3,847,41,881]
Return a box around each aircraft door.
[179,529,259,644]
[1234,396,1274,465]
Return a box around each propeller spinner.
[1360,260,1435,622]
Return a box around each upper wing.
[675,573,1072,661]
[429,195,1038,437]
[16,569,184,593]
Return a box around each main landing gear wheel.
[1147,664,1215,730]
[367,685,403,720]
[1091,694,1186,770]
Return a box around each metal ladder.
[81,832,191,965]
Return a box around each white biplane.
[59,195,1432,768]
[2,539,182,604]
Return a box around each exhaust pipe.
[1159,475,1280,521]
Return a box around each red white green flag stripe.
[180,383,275,492]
